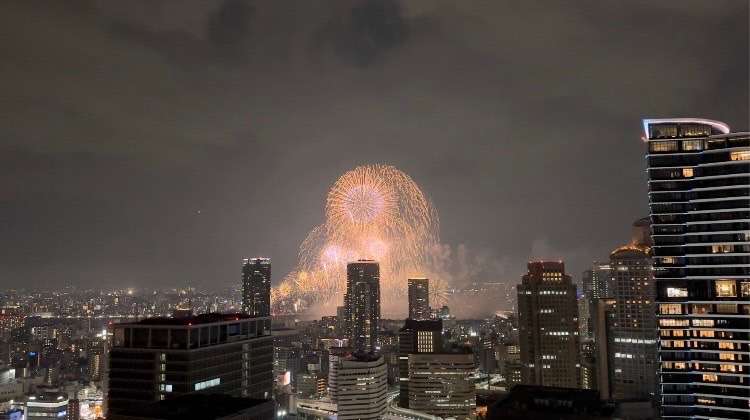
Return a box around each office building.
[583,262,613,340]
[408,351,476,419]
[407,278,430,320]
[242,257,272,317]
[644,118,749,418]
[517,261,580,388]
[88,340,105,383]
[398,319,443,408]
[26,392,69,420]
[107,313,273,417]
[335,354,388,420]
[607,241,657,400]
[327,346,352,403]
[345,260,381,353]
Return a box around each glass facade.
[645,119,749,419]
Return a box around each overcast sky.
[1,0,748,291]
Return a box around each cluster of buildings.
[0,118,746,419]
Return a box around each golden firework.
[273,164,439,314]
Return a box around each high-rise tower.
[242,258,271,317]
[644,118,749,419]
[345,260,381,354]
[407,278,430,320]
[607,242,657,400]
[517,261,580,388]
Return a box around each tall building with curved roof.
[643,118,749,419]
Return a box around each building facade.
[398,319,442,408]
[345,260,381,354]
[407,278,430,321]
[408,352,476,419]
[107,313,273,417]
[517,261,580,388]
[644,118,749,418]
[335,354,388,420]
[242,257,272,317]
[607,244,658,400]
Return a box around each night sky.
[2,1,748,291]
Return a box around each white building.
[335,354,387,420]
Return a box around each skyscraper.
[107,313,273,417]
[582,263,613,340]
[398,318,443,408]
[517,261,580,388]
[407,278,430,320]
[644,118,749,419]
[345,260,381,354]
[242,257,271,317]
[607,242,657,400]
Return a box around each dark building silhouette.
[107,313,272,417]
[407,278,430,320]
[107,394,274,420]
[345,260,380,353]
[242,258,271,317]
[488,385,615,420]
[644,118,749,419]
[517,261,580,388]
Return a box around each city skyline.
[1,2,749,418]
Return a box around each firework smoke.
[274,164,439,316]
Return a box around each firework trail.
[274,164,440,315]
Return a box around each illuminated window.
[672,330,684,337]
[682,168,694,178]
[715,280,737,297]
[692,319,714,327]
[650,125,678,140]
[698,330,714,338]
[660,319,689,327]
[719,352,735,361]
[702,374,718,382]
[682,139,703,151]
[662,257,677,265]
[696,398,716,405]
[672,340,685,348]
[719,341,734,350]
[650,139,679,151]
[730,150,750,161]
[680,124,711,138]
[740,282,750,297]
[666,287,688,298]
[660,304,682,314]
[712,244,733,254]
[719,364,736,372]
[716,304,738,314]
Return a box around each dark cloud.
[1,0,747,306]
[315,0,410,67]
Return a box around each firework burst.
[275,164,439,315]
